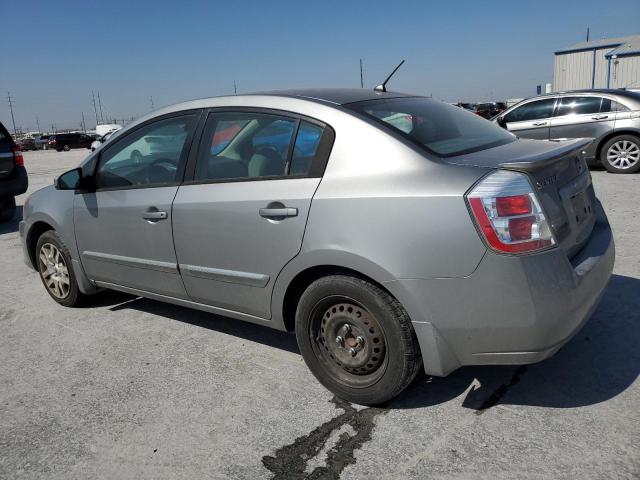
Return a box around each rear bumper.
[394,201,615,376]
[0,166,28,199]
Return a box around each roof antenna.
[374,60,405,92]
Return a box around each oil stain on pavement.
[262,396,387,479]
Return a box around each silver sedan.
[20,89,615,405]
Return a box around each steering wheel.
[146,157,178,183]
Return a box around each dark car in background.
[493,89,640,173]
[35,135,50,150]
[454,102,476,111]
[475,102,507,119]
[48,133,93,152]
[0,121,28,222]
[18,137,37,151]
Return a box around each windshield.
[346,97,515,157]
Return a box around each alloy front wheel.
[35,230,86,307]
[38,243,71,299]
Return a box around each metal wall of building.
[554,48,640,91]
[609,55,640,88]
[554,51,592,90]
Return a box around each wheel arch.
[26,220,55,269]
[280,264,397,333]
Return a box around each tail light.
[466,170,555,254]
[12,145,24,167]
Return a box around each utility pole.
[97,91,104,124]
[234,80,237,94]
[50,123,56,134]
[586,27,590,42]
[36,116,41,134]
[7,92,17,135]
[92,91,99,125]
[81,112,86,133]
[360,59,364,88]
[150,96,155,110]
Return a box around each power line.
[7,92,17,135]
[97,91,104,124]
[91,91,99,125]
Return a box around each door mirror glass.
[54,167,82,190]
[497,116,507,128]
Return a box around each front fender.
[22,188,97,294]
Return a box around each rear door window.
[290,122,324,175]
[554,97,602,116]
[194,112,332,181]
[504,98,556,123]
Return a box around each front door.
[75,112,199,298]
[172,110,333,318]
[503,97,557,140]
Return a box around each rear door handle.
[591,115,609,120]
[259,207,298,218]
[532,121,548,126]
[142,210,168,220]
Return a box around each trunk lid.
[450,138,596,259]
[0,122,16,180]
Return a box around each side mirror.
[54,167,83,190]
[497,116,507,128]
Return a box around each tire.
[295,275,422,405]
[35,230,86,307]
[0,197,16,222]
[600,135,640,174]
[63,144,71,152]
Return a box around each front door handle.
[591,114,609,120]
[532,121,548,126]
[142,210,168,220]
[259,207,298,219]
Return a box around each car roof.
[529,89,640,100]
[246,88,419,105]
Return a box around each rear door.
[503,98,556,140]
[549,96,614,158]
[172,109,334,318]
[0,123,15,181]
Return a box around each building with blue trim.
[554,34,640,91]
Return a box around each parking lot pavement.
[1,149,638,479]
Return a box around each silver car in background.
[494,89,640,173]
[20,89,614,405]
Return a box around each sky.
[0,0,638,132]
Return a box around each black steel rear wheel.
[296,275,422,405]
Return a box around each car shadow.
[101,291,299,354]
[97,274,639,411]
[0,205,23,235]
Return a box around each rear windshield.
[346,97,515,157]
